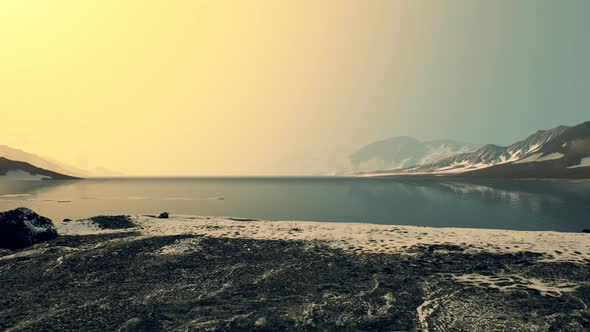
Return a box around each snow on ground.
[0,170,51,181]
[513,153,543,164]
[537,153,565,162]
[568,157,590,169]
[514,153,564,164]
[452,274,580,297]
[359,151,568,176]
[58,215,590,264]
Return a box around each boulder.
[87,215,136,229]
[0,208,57,250]
[158,212,169,219]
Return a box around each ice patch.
[538,153,565,162]
[568,157,590,169]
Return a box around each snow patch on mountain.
[350,137,480,173]
[394,126,571,174]
[514,152,565,164]
[0,170,52,181]
[568,157,590,169]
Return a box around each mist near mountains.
[0,146,122,178]
[350,138,481,173]
[0,121,589,179]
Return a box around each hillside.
[350,137,480,172]
[358,121,590,179]
[0,157,79,180]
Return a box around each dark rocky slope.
[0,157,79,180]
[0,145,87,177]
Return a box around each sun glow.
[0,1,421,175]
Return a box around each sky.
[1,0,589,176]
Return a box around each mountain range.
[0,157,78,180]
[0,145,87,178]
[350,137,480,173]
[355,121,590,178]
[2,121,589,180]
[0,146,122,180]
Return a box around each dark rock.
[582,229,590,233]
[157,212,169,219]
[117,318,161,332]
[88,216,136,229]
[63,218,73,222]
[0,208,57,250]
[228,217,259,222]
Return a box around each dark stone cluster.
[0,208,57,250]
[86,215,137,229]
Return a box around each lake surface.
[0,177,589,232]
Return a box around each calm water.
[0,177,589,232]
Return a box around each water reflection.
[434,180,587,221]
[0,178,588,232]
[347,179,590,231]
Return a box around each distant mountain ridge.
[0,145,123,178]
[0,145,86,177]
[350,137,480,173]
[357,121,590,178]
[0,157,78,180]
[463,121,590,178]
[403,126,570,173]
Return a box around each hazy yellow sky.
[0,1,421,175]
[1,1,588,175]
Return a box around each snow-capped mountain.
[358,121,590,178]
[464,121,590,178]
[0,145,123,178]
[349,137,480,173]
[402,126,570,174]
[506,126,569,159]
[0,157,78,180]
[0,145,88,178]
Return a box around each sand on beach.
[58,214,590,264]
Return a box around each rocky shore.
[1,211,589,331]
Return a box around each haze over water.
[0,178,588,232]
